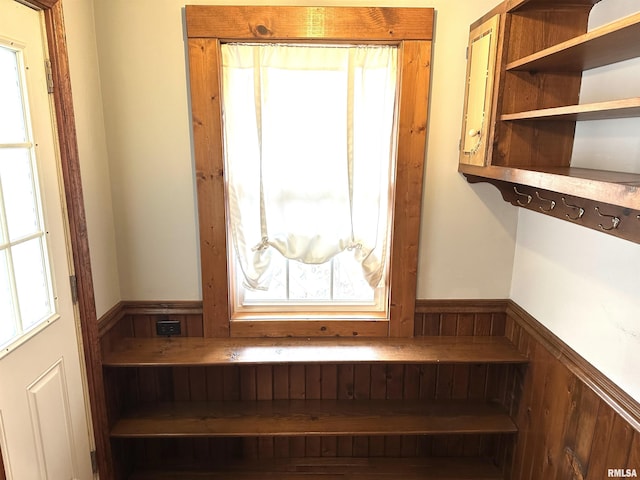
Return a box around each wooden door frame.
[4,1,113,478]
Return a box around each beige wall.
[416,1,517,298]
[62,0,120,316]
[510,0,640,402]
[67,0,639,400]
[92,0,516,301]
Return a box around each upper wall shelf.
[501,98,640,121]
[460,164,640,211]
[506,12,640,71]
[459,0,640,244]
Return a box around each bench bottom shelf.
[128,457,503,479]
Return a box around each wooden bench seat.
[102,336,527,367]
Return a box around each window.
[0,42,56,352]
[221,43,398,320]
[186,6,433,337]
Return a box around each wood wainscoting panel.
[99,298,640,480]
[505,301,640,480]
[100,299,640,480]
[100,299,519,477]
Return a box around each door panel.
[0,1,94,478]
[27,360,78,480]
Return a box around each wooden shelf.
[460,0,640,242]
[500,98,640,121]
[507,12,640,71]
[102,336,527,367]
[460,164,640,211]
[111,399,517,438]
[127,457,503,479]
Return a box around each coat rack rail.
[464,175,640,245]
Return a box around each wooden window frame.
[186,6,433,338]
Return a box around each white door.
[0,1,95,479]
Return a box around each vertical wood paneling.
[491,313,506,336]
[401,364,420,457]
[337,365,354,457]
[628,433,640,477]
[530,361,576,480]
[604,415,635,476]
[368,364,387,456]
[321,365,338,457]
[352,364,370,457]
[385,364,404,456]
[436,314,457,400]
[514,343,548,479]
[305,365,322,456]
[289,365,306,457]
[240,366,258,460]
[273,365,290,458]
[559,382,599,480]
[452,315,473,399]
[256,365,274,458]
[585,403,617,480]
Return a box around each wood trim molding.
[121,300,203,316]
[388,39,431,337]
[415,299,509,314]
[186,6,434,41]
[97,301,204,338]
[39,2,113,478]
[506,300,640,432]
[187,37,229,338]
[97,302,126,339]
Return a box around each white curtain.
[221,43,398,291]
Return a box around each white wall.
[511,0,640,402]
[61,0,120,317]
[92,0,516,301]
